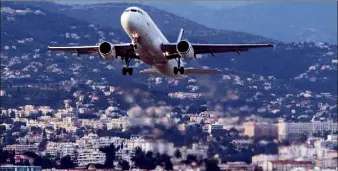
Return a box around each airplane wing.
[161,43,273,59]
[47,45,99,54]
[47,43,138,58]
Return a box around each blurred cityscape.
[1,93,337,170]
[1,1,337,171]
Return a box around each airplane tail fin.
[176,28,184,43]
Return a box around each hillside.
[12,1,274,44]
[1,1,336,121]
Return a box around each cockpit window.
[125,9,143,15]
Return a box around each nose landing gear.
[173,57,184,75]
[131,33,140,49]
[122,57,133,76]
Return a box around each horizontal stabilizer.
[184,68,222,75]
[140,68,222,75]
[140,68,159,75]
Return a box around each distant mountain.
[22,1,273,44]
[192,1,255,9]
[144,1,337,44]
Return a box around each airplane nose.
[121,12,136,31]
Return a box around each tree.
[145,151,156,170]
[23,160,30,166]
[132,147,146,169]
[119,160,130,170]
[41,156,55,169]
[174,149,182,159]
[299,133,308,143]
[183,154,197,165]
[58,155,76,169]
[38,140,47,151]
[99,143,119,168]
[204,159,220,171]
[0,150,9,164]
[164,158,173,171]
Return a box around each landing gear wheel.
[179,67,185,74]
[122,67,133,76]
[128,67,133,75]
[174,67,179,75]
[122,67,127,76]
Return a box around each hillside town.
[1,98,337,170]
[1,1,338,171]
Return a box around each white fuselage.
[121,7,184,79]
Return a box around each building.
[278,145,317,160]
[278,119,338,141]
[219,162,256,171]
[106,117,130,131]
[264,160,313,171]
[76,148,105,167]
[4,144,38,154]
[315,158,338,169]
[208,124,224,134]
[0,165,41,171]
[124,137,175,156]
[44,142,78,159]
[252,154,278,168]
[314,139,337,150]
[243,122,278,138]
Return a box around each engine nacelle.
[176,40,194,60]
[98,41,117,60]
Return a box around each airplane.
[48,6,274,79]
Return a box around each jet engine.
[176,40,194,60]
[98,41,117,60]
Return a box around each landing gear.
[131,33,140,49]
[122,57,133,76]
[173,57,184,75]
[174,67,184,75]
[130,43,137,50]
[122,67,133,75]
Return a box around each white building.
[124,137,175,156]
[264,160,313,171]
[44,142,78,159]
[77,148,105,167]
[278,119,338,141]
[278,144,336,160]
[106,117,130,131]
[315,158,338,169]
[4,144,38,154]
[98,137,123,148]
[252,154,278,169]
[278,145,317,160]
